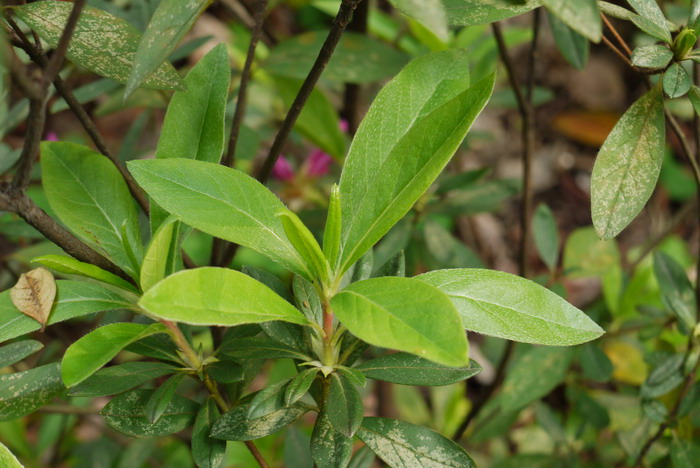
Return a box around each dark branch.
[43,0,86,84]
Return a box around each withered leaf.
[10,268,57,331]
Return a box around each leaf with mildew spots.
[211,399,310,441]
[357,417,476,467]
[10,268,56,332]
[0,340,43,369]
[126,0,211,97]
[311,409,353,468]
[326,373,363,437]
[663,63,691,98]
[441,0,541,26]
[192,399,226,468]
[0,363,64,421]
[13,1,184,90]
[591,85,665,239]
[542,0,601,42]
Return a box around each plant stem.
[43,0,86,85]
[453,12,540,441]
[600,13,632,56]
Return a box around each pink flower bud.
[307,149,332,177]
[272,155,295,181]
[44,132,59,141]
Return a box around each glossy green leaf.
[192,399,226,468]
[126,0,210,96]
[13,1,183,89]
[0,363,64,421]
[207,359,244,384]
[32,254,138,293]
[311,409,353,468]
[138,267,308,326]
[663,63,691,98]
[548,11,589,69]
[155,43,229,163]
[248,379,291,420]
[264,32,408,84]
[140,217,179,292]
[500,346,574,411]
[0,441,23,468]
[278,210,329,283]
[390,0,449,42]
[654,251,696,333]
[357,352,481,386]
[0,280,132,342]
[327,373,363,437]
[146,373,184,423]
[532,203,559,271]
[211,400,309,441]
[630,44,673,69]
[219,336,312,361]
[69,362,176,397]
[358,417,475,467]
[101,389,198,437]
[128,159,311,277]
[42,142,142,278]
[275,78,346,160]
[442,0,541,26]
[627,0,671,43]
[336,366,366,387]
[542,0,600,42]
[62,323,167,387]
[331,277,469,367]
[0,340,43,368]
[337,50,492,272]
[591,86,665,239]
[418,269,603,345]
[285,368,320,407]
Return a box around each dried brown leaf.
[10,268,57,331]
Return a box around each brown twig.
[601,13,632,56]
[453,13,541,441]
[43,0,86,84]
[601,34,633,66]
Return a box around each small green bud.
[673,28,697,60]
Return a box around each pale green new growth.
[0,441,23,468]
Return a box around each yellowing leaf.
[603,340,648,385]
[10,268,56,331]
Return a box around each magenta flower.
[44,132,59,141]
[272,155,295,181]
[306,149,333,177]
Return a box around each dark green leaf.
[630,44,673,69]
[542,0,601,42]
[219,336,312,361]
[358,417,475,467]
[663,63,691,98]
[285,368,320,406]
[548,11,589,69]
[211,400,309,441]
[671,438,700,468]
[146,373,184,423]
[192,399,226,468]
[567,387,609,428]
[207,359,244,384]
[327,373,363,437]
[357,352,481,386]
[532,203,559,271]
[284,426,313,468]
[101,389,198,437]
[0,340,43,368]
[311,409,353,468]
[0,363,64,421]
[641,354,684,398]
[293,275,323,324]
[627,0,671,43]
[69,362,176,397]
[654,251,696,333]
[248,379,291,419]
[578,344,613,382]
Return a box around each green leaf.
[128,159,311,277]
[654,251,696,333]
[69,362,176,397]
[219,336,312,361]
[62,322,167,387]
[358,417,475,467]
[578,344,613,382]
[532,203,559,271]
[13,1,183,90]
[390,0,449,42]
[542,0,600,42]
[192,399,226,468]
[32,254,138,293]
[264,32,408,84]
[442,0,541,26]
[627,0,671,43]
[0,340,43,368]
[671,438,700,468]
[155,43,229,163]
[323,185,342,269]
[140,217,179,292]
[126,0,210,97]
[274,78,346,160]
[311,409,353,468]
[423,219,483,269]
[663,63,691,98]
[591,85,665,239]
[690,85,700,116]
[547,11,589,69]
[331,277,469,367]
[278,210,329,283]
[211,400,309,441]
[326,373,363,437]
[0,280,132,342]
[563,226,620,278]
[0,363,64,421]
[630,44,673,69]
[285,368,320,406]
[284,427,313,468]
[101,389,198,437]
[356,352,481,386]
[293,275,323,324]
[138,267,309,327]
[248,379,291,419]
[337,51,493,272]
[0,441,23,468]
[418,269,603,345]
[42,142,142,278]
[146,373,184,423]
[500,346,574,411]
[207,359,244,384]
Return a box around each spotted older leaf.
[442,0,541,26]
[0,340,43,368]
[10,268,56,331]
[14,1,183,90]
[357,417,475,467]
[541,0,601,42]
[591,85,665,239]
[211,400,310,441]
[0,363,64,421]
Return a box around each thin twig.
[454,13,541,441]
[601,13,632,56]
[218,0,363,267]
[212,0,268,266]
[43,0,86,84]
[218,0,275,47]
[601,34,633,67]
